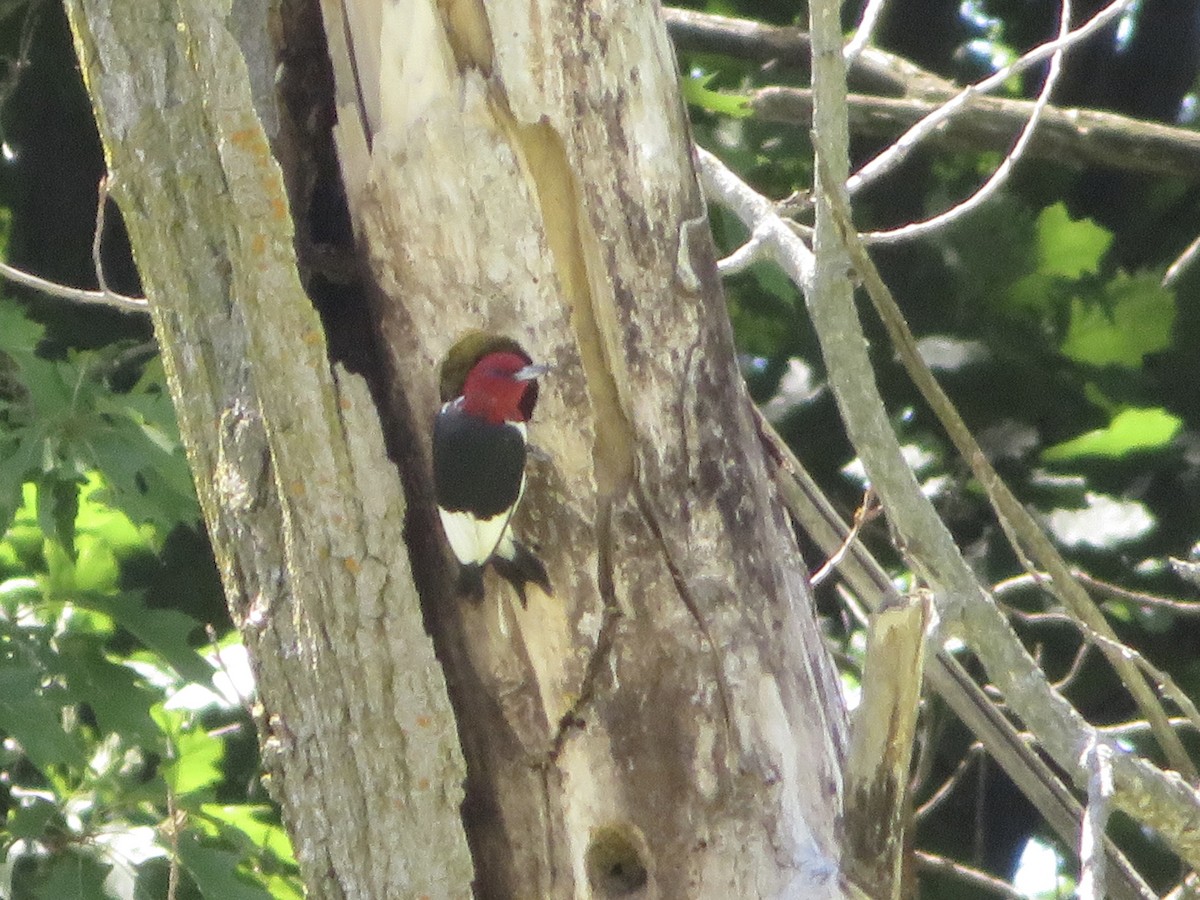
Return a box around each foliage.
[0,315,301,897]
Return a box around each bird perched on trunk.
[433,331,552,604]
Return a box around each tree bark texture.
[323,0,850,896]
[65,0,851,895]
[65,0,474,896]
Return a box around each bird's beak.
[514,363,550,382]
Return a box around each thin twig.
[996,569,1200,615]
[1164,233,1200,287]
[0,260,148,312]
[914,850,1029,899]
[915,741,983,820]
[93,174,114,295]
[1052,641,1091,693]
[1083,629,1200,741]
[0,0,44,117]
[0,173,148,313]
[846,0,1135,197]
[864,0,1071,243]
[165,786,181,900]
[843,0,889,65]
[1100,717,1198,738]
[810,488,878,587]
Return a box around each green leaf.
[37,475,81,560]
[162,721,224,797]
[681,72,750,118]
[81,591,212,685]
[0,658,87,769]
[197,804,296,867]
[73,535,121,593]
[1059,273,1176,368]
[75,472,153,557]
[30,850,113,900]
[56,637,163,748]
[177,831,274,900]
[1042,408,1182,462]
[0,431,38,535]
[83,414,198,532]
[1035,202,1111,278]
[5,796,59,841]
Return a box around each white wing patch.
[439,472,527,565]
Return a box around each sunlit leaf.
[1042,408,1182,462]
[682,72,750,118]
[198,804,297,867]
[1035,202,1111,279]
[161,720,223,797]
[1060,273,1175,368]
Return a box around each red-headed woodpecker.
[433,335,551,603]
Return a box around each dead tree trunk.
[67,0,850,894]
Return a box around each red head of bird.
[459,351,548,424]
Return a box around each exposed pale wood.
[843,595,927,900]
[321,0,850,895]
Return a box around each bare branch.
[864,0,1071,243]
[716,227,771,275]
[995,569,1200,615]
[845,0,1135,196]
[696,147,815,290]
[843,0,889,65]
[914,851,1029,899]
[0,173,148,313]
[0,260,149,312]
[816,157,1196,780]
[663,6,955,99]
[704,152,1160,892]
[770,448,1155,900]
[751,87,1200,182]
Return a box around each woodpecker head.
[439,330,531,402]
[458,351,547,424]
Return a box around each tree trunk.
[66,0,849,895]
